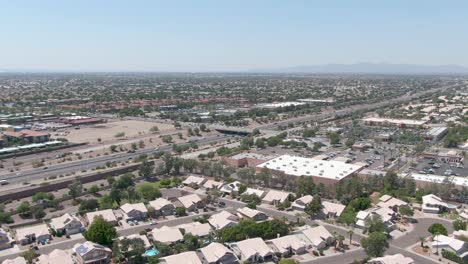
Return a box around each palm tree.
[348,229,354,245]
[332,231,338,249]
[336,235,345,249]
[419,236,426,248]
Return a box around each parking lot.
[415,158,467,177]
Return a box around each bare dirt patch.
[52,120,176,144]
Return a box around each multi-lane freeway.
[0,134,238,184]
[258,85,453,130]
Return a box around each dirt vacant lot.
[52,119,176,144]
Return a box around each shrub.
[442,249,468,264]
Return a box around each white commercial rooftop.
[257,154,363,180]
[363,117,426,126]
[230,152,274,160]
[427,126,448,136]
[254,102,306,108]
[411,173,468,188]
[0,141,62,154]
[297,98,335,103]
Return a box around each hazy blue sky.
[1,0,467,71]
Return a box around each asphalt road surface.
[0,134,237,184]
[257,85,453,130]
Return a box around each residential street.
[220,196,450,264]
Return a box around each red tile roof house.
[55,117,103,126]
[3,129,50,144]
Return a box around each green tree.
[295,176,315,197]
[348,197,371,211]
[339,207,357,226]
[139,160,154,180]
[237,167,255,184]
[345,138,355,148]
[302,129,315,138]
[163,152,173,173]
[114,173,134,190]
[219,219,289,242]
[32,192,54,203]
[183,159,198,173]
[99,194,115,209]
[175,207,187,217]
[252,128,260,136]
[336,234,345,248]
[199,124,207,132]
[155,242,173,257]
[84,215,117,246]
[329,132,340,145]
[414,142,426,154]
[136,183,161,201]
[0,211,13,224]
[361,232,389,258]
[255,138,266,149]
[305,195,322,217]
[183,233,200,250]
[428,223,448,236]
[31,206,46,219]
[366,215,387,233]
[79,199,99,213]
[89,185,100,194]
[110,145,118,153]
[20,249,37,264]
[172,157,183,175]
[17,202,31,217]
[240,137,254,150]
[453,219,467,231]
[256,168,271,187]
[115,237,146,263]
[399,205,414,218]
[68,180,83,200]
[383,170,399,194]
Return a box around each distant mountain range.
[2,63,468,74]
[252,63,468,74]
